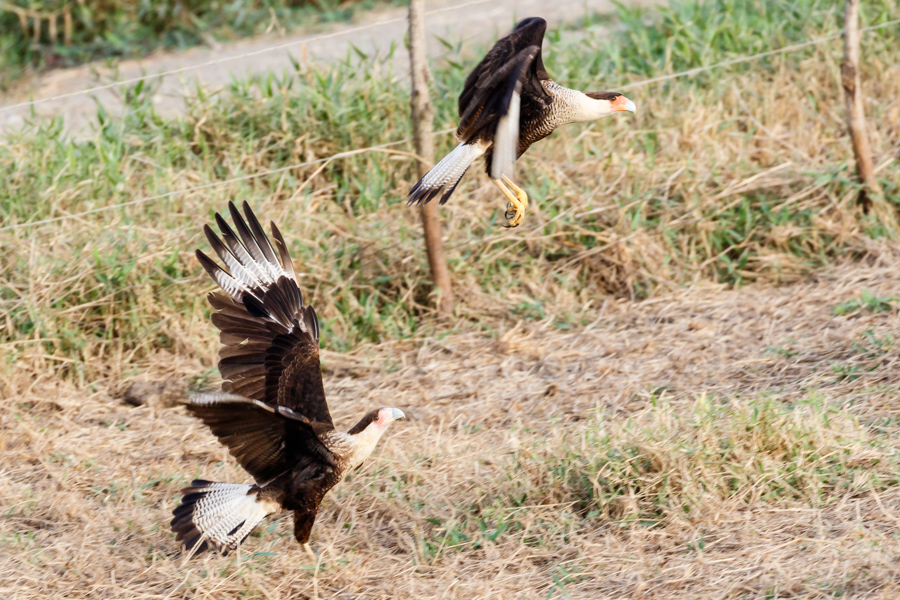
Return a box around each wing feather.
[457,17,550,145]
[197,202,332,427]
[490,51,528,180]
[215,213,273,287]
[242,204,283,279]
[228,203,281,283]
[196,250,247,300]
[184,392,335,485]
[270,222,297,281]
[204,224,259,290]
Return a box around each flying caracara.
[171,202,405,558]
[407,16,635,227]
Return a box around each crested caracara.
[171,202,405,558]
[408,16,635,227]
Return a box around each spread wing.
[184,391,336,485]
[196,201,333,427]
[457,16,553,172]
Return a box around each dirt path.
[0,0,660,137]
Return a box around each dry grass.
[3,1,900,597]
[2,2,900,386]
[3,256,900,599]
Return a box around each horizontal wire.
[4,10,898,116]
[616,18,900,91]
[0,136,413,233]
[0,0,495,115]
[3,19,898,235]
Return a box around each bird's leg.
[492,177,527,228]
[303,542,317,562]
[491,177,518,221]
[502,175,528,225]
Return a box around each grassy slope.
[1,0,900,597]
[2,0,899,381]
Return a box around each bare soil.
[2,248,899,599]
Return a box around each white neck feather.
[343,424,389,469]
[569,91,615,122]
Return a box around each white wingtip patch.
[187,391,250,405]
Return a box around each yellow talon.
[493,177,529,228]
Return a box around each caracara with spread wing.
[171,202,405,557]
[408,16,635,227]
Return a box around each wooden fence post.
[1,2,74,46]
[408,0,454,314]
[841,0,891,223]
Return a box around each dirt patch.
[2,253,899,599]
[327,244,900,428]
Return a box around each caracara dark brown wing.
[184,391,336,485]
[172,203,408,557]
[458,17,549,123]
[196,201,333,427]
[456,17,553,179]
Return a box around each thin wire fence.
[0,136,441,233]
[2,18,899,235]
[0,0,495,115]
[616,18,900,91]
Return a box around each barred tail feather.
[171,480,279,555]
[407,142,486,206]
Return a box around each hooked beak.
[613,96,636,113]
[609,94,635,113]
[390,408,406,421]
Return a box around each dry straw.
[2,6,900,599]
[2,258,899,598]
